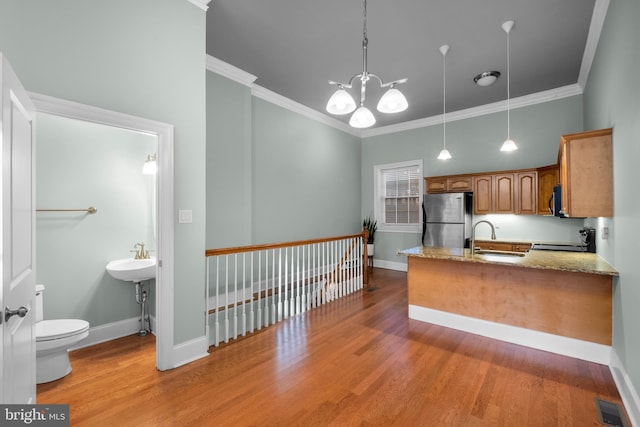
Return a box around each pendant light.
[500,20,517,152]
[326,0,408,128]
[437,45,452,160]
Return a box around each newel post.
[362,226,369,286]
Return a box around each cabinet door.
[560,129,613,217]
[493,174,515,213]
[425,177,447,193]
[537,165,558,215]
[473,175,493,214]
[516,172,537,214]
[447,176,473,192]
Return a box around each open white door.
[0,53,37,403]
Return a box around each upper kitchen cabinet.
[425,175,473,193]
[558,128,613,217]
[537,164,559,215]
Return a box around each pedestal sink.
[106,257,156,282]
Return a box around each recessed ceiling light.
[473,71,501,86]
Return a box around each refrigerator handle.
[422,201,427,242]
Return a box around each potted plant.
[363,216,377,256]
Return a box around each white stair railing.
[205,230,369,347]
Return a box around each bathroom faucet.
[132,242,151,260]
[471,220,497,254]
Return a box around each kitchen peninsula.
[399,246,618,364]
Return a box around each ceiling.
[206,0,598,131]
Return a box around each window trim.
[373,159,423,234]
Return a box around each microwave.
[549,185,567,217]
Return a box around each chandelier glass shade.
[326,0,407,128]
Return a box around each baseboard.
[609,349,640,426]
[408,305,612,365]
[373,259,407,272]
[172,336,209,368]
[70,315,157,351]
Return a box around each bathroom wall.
[36,113,156,326]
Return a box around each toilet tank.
[35,284,45,322]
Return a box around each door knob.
[5,306,29,322]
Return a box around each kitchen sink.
[474,249,526,257]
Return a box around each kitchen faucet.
[471,220,497,253]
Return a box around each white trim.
[578,0,610,89]
[373,159,423,234]
[206,55,257,87]
[70,317,145,350]
[251,85,360,137]
[29,92,176,371]
[610,349,640,426]
[408,305,612,365]
[372,259,407,272]
[172,336,209,368]
[186,0,211,12]
[362,84,584,138]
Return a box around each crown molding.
[206,55,257,87]
[186,0,211,12]
[251,85,359,137]
[577,0,610,89]
[361,84,584,138]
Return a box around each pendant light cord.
[506,27,511,140]
[443,50,447,149]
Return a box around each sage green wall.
[362,96,584,267]
[206,72,253,248]
[583,0,640,408]
[0,0,207,344]
[252,99,361,243]
[36,113,155,325]
[206,71,362,248]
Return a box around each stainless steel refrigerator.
[422,192,473,248]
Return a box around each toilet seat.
[36,319,90,341]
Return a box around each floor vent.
[595,398,628,427]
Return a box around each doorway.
[31,92,175,371]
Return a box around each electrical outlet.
[601,226,609,240]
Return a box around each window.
[374,160,423,233]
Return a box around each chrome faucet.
[132,242,151,260]
[471,220,497,254]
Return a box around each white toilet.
[36,284,90,384]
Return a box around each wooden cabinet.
[494,173,515,213]
[516,171,537,215]
[425,175,473,193]
[536,164,559,215]
[472,171,535,215]
[473,175,493,214]
[559,128,613,217]
[474,240,532,252]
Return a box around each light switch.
[178,210,193,224]
[601,226,609,240]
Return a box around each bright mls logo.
[1,405,69,426]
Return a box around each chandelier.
[326,0,408,128]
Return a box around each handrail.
[206,229,368,257]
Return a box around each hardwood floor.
[37,268,628,426]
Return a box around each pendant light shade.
[349,106,376,128]
[437,148,452,160]
[377,87,408,113]
[438,44,451,160]
[326,0,407,128]
[326,87,357,115]
[500,139,517,152]
[500,20,517,152]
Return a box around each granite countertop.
[399,246,619,276]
